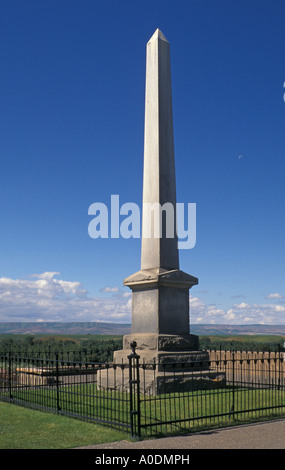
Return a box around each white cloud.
[274,305,285,312]
[234,302,250,309]
[30,272,60,280]
[1,273,285,325]
[0,273,131,323]
[190,295,285,325]
[266,293,283,299]
[225,309,236,321]
[100,286,120,293]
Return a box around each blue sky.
[0,0,284,325]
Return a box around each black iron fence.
[0,345,284,438]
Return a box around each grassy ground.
[0,401,129,449]
[4,384,285,439]
[140,387,285,436]
[1,386,284,447]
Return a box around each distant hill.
[191,324,285,336]
[0,322,284,336]
[0,322,131,336]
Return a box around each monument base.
[97,334,226,394]
[97,368,226,395]
[123,269,198,336]
[122,332,200,352]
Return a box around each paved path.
[76,419,285,450]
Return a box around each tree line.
[199,336,284,352]
[0,335,284,362]
[0,336,124,362]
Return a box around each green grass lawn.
[139,387,285,436]
[3,383,285,440]
[0,401,129,449]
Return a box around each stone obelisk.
[114,29,200,361]
[102,29,225,394]
[140,28,179,273]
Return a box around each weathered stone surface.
[129,285,191,335]
[151,371,226,394]
[140,29,178,272]
[124,269,198,335]
[122,333,199,351]
[113,348,209,372]
[124,268,198,289]
[97,367,226,395]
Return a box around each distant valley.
[0,322,284,336]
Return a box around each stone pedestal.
[113,333,203,369]
[124,268,198,335]
[98,336,226,395]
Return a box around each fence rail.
[0,347,284,438]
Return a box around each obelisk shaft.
[123,29,198,337]
[141,29,179,271]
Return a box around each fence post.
[230,350,235,420]
[279,344,284,391]
[8,351,12,400]
[55,352,61,412]
[128,341,141,439]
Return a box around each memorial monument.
[115,28,200,359]
[100,29,223,393]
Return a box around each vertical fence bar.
[231,351,235,420]
[136,350,141,437]
[278,346,281,391]
[8,352,12,400]
[128,341,141,439]
[128,346,134,437]
[55,352,60,413]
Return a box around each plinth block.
[97,367,226,395]
[122,333,199,351]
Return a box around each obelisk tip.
[148,28,168,44]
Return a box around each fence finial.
[130,341,137,355]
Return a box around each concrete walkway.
[76,419,285,450]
